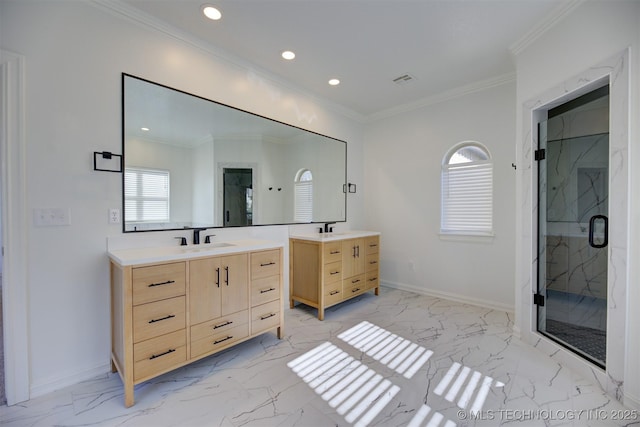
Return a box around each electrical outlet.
[109,208,121,224]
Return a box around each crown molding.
[367,72,516,123]
[509,0,585,57]
[89,0,367,124]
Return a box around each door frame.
[1,49,30,404]
[517,49,629,401]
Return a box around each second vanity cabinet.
[289,232,380,320]
[110,242,283,407]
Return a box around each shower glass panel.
[536,89,609,368]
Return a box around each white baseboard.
[382,280,514,313]
[30,362,111,399]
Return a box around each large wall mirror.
[122,74,347,232]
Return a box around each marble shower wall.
[542,98,609,304]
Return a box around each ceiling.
[121,0,567,118]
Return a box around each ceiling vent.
[392,73,416,85]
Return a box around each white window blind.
[125,168,170,222]
[294,170,313,222]
[441,160,493,234]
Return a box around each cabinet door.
[220,253,249,316]
[342,238,365,277]
[190,257,223,324]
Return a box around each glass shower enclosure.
[536,86,609,368]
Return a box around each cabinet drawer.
[251,299,281,335]
[134,329,186,381]
[191,324,249,359]
[323,242,343,264]
[366,254,379,272]
[365,236,379,255]
[251,250,280,279]
[323,261,342,284]
[344,274,366,297]
[190,310,248,342]
[251,275,280,306]
[132,262,186,306]
[366,271,379,290]
[324,283,343,307]
[133,296,186,343]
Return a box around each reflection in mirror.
[123,74,347,232]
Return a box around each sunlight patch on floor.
[338,321,433,379]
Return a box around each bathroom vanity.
[109,240,283,407]
[289,231,380,320]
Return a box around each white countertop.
[289,230,380,242]
[108,239,284,266]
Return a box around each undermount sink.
[180,242,235,252]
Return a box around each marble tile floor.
[1,287,638,427]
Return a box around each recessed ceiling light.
[202,5,222,20]
[328,78,340,86]
[141,127,150,131]
[281,50,296,60]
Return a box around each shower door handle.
[588,215,608,248]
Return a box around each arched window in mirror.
[294,169,313,223]
[441,142,493,235]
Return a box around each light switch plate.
[33,208,71,227]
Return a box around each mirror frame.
[121,73,348,233]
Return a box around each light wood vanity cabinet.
[110,245,283,407]
[289,232,380,320]
[189,254,249,324]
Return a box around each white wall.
[363,82,517,311]
[513,0,640,409]
[0,0,364,399]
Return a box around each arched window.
[294,169,313,222]
[441,142,493,235]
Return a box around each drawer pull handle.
[369,244,378,248]
[369,277,378,282]
[330,250,340,255]
[352,288,361,293]
[149,348,175,360]
[148,314,175,324]
[352,279,360,284]
[369,261,378,265]
[260,287,276,294]
[329,290,340,295]
[148,280,175,288]
[214,336,233,345]
[213,320,233,329]
[260,261,276,267]
[330,271,340,275]
[260,313,276,320]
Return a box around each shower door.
[536,91,609,368]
